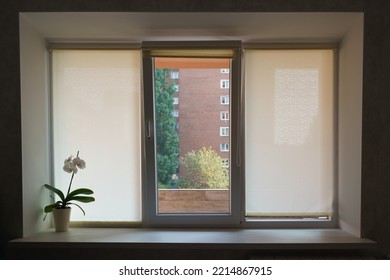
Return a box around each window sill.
[8,228,376,259]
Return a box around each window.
[49,43,336,227]
[142,41,240,225]
[220,111,229,121]
[221,158,229,168]
[220,79,230,89]
[221,68,229,73]
[220,95,230,105]
[173,84,179,92]
[171,71,179,79]
[172,109,179,117]
[220,127,229,136]
[220,143,229,152]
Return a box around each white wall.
[338,15,364,236]
[19,14,51,236]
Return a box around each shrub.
[179,147,229,189]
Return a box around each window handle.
[146,120,151,140]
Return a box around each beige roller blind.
[51,49,142,222]
[245,49,335,218]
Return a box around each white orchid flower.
[73,156,86,169]
[64,156,72,166]
[63,155,85,173]
[63,156,76,173]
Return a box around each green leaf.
[67,202,86,216]
[68,196,95,203]
[67,188,94,200]
[44,201,62,213]
[43,184,65,201]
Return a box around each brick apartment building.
[170,65,231,170]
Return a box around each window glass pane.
[221,111,229,121]
[154,57,231,214]
[52,50,141,221]
[245,49,334,218]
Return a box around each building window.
[220,111,229,121]
[220,127,229,136]
[220,143,229,152]
[174,84,179,92]
[220,95,229,105]
[171,71,179,79]
[220,79,230,89]
[221,68,229,74]
[173,97,179,105]
[172,109,179,117]
[221,158,229,168]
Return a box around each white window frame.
[220,95,230,105]
[221,68,229,74]
[173,97,179,105]
[220,127,229,136]
[221,158,229,168]
[172,109,179,117]
[220,79,230,89]
[220,111,229,121]
[171,71,179,79]
[141,41,241,227]
[220,143,229,152]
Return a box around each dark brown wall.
[360,1,390,257]
[1,0,389,258]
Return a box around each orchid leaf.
[44,201,62,213]
[67,202,86,216]
[44,184,65,201]
[69,196,95,203]
[67,188,94,199]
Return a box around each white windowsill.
[11,228,375,251]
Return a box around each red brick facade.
[172,67,231,171]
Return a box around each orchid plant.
[43,151,95,220]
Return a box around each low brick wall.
[158,189,229,213]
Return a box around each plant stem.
[66,171,75,198]
[65,151,79,198]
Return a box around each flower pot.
[52,207,71,232]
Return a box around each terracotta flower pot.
[52,207,71,232]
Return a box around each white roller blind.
[52,50,141,221]
[245,49,334,217]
